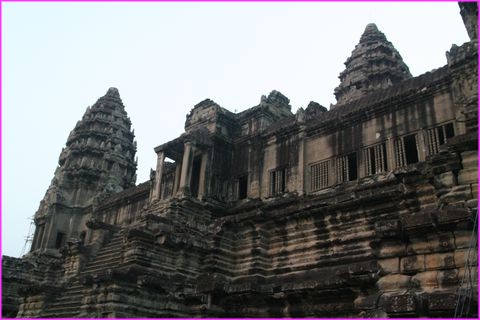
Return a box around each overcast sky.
[2,2,470,257]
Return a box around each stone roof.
[311,66,450,130]
[99,181,150,206]
[263,66,450,137]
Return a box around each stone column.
[177,141,194,196]
[197,152,209,198]
[152,151,165,201]
[386,138,395,170]
[416,131,426,162]
[297,132,306,196]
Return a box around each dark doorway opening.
[190,156,202,198]
[404,134,419,164]
[55,232,66,249]
[347,152,357,181]
[238,175,248,200]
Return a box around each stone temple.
[2,3,478,318]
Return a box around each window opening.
[55,232,66,249]
[426,123,455,155]
[404,134,419,164]
[336,152,357,183]
[364,142,387,175]
[395,134,419,167]
[190,156,202,198]
[269,168,286,195]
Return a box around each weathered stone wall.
[3,4,477,318]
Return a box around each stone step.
[42,308,80,318]
[98,245,123,254]
[85,258,121,266]
[88,253,122,264]
[83,263,119,273]
[54,291,83,300]
[83,267,119,275]
[47,299,82,309]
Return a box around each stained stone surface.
[2,4,478,318]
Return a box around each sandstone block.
[379,293,416,314]
[436,207,471,225]
[460,150,478,167]
[411,271,439,289]
[454,230,475,249]
[457,167,478,185]
[424,252,455,270]
[401,255,425,273]
[434,172,456,188]
[437,269,459,287]
[469,182,477,196]
[465,198,478,208]
[354,293,381,310]
[454,248,478,268]
[407,235,434,254]
[376,274,411,291]
[426,291,457,312]
[402,211,433,230]
[378,258,399,274]
[457,266,478,283]
[377,241,406,258]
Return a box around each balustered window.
[269,168,286,196]
[394,134,419,167]
[425,123,455,155]
[363,142,387,175]
[335,152,357,183]
[310,160,330,191]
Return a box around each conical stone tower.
[334,23,412,105]
[30,88,137,252]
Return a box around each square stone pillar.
[152,151,165,201]
[177,141,194,196]
[197,152,209,198]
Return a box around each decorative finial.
[106,87,120,98]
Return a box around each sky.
[2,2,470,257]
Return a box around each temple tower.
[30,88,137,252]
[334,23,412,105]
[447,2,478,134]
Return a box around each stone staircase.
[40,279,84,318]
[40,231,125,318]
[82,231,124,275]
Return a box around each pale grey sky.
[2,2,470,257]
